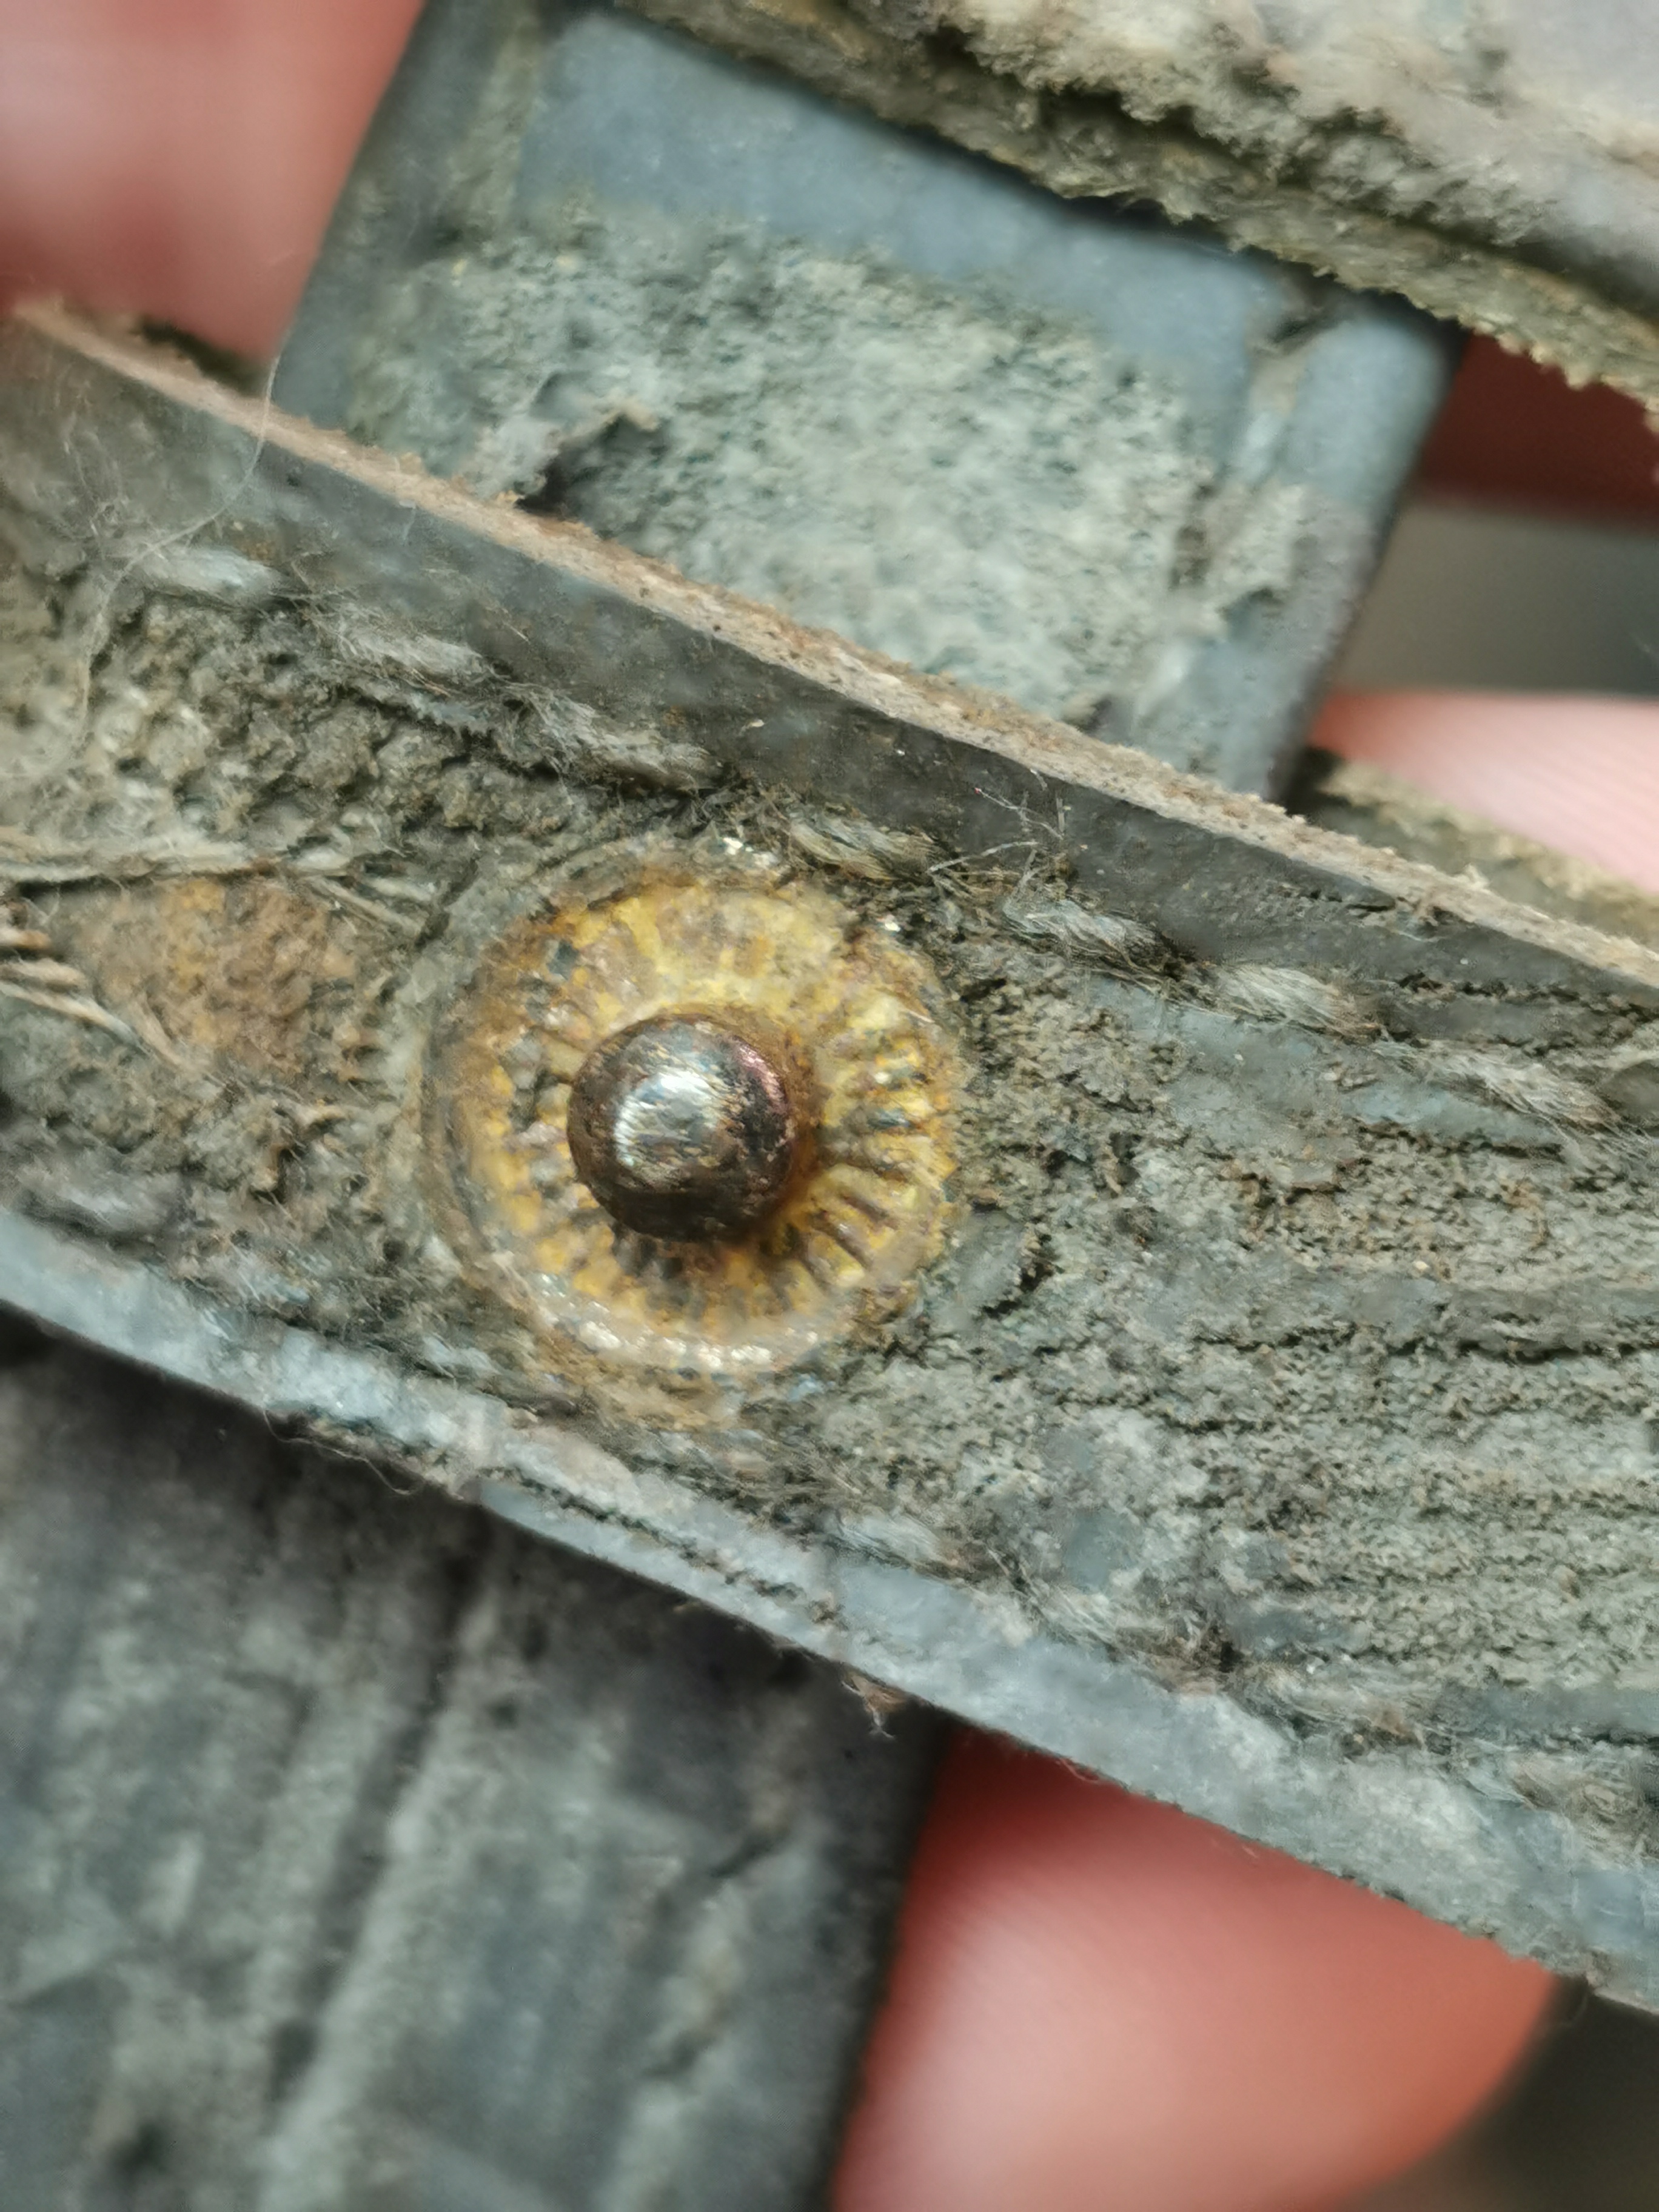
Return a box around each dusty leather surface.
[628,0,1659,408]
[0,1328,934,2211]
[872,0,1659,313]
[276,0,1453,800]
[10,313,1659,2005]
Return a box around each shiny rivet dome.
[566,1013,805,1242]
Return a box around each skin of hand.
[8,5,1658,2205]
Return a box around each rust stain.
[62,876,369,1082]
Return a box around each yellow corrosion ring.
[429,856,960,1416]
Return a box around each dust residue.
[10,539,1659,1801]
[343,201,1223,728]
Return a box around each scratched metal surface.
[7,313,1659,2001]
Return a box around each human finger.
[0,0,419,356]
[1317,691,1659,895]
[838,1733,1552,2212]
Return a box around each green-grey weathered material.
[275,0,1454,801]
[0,1326,936,2210]
[7,310,1659,2005]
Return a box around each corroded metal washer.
[428,859,960,1410]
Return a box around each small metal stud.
[567,1012,806,1242]
[433,871,958,1401]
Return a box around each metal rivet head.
[567,1012,807,1242]
[432,872,959,1404]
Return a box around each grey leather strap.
[0,1325,938,2210]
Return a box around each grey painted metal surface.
[276,0,1453,799]
[0,1321,935,2209]
[7,313,1659,2008]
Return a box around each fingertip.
[839,1734,1553,2212]
[0,0,421,355]
[1315,691,1659,896]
